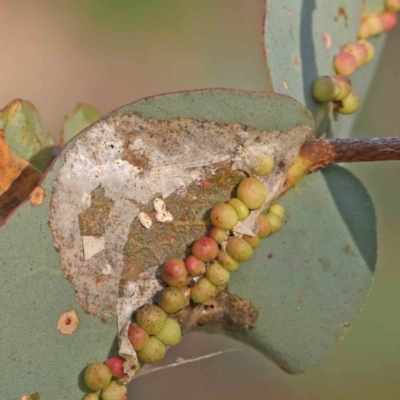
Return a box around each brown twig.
[300,137,400,172]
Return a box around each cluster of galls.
[83,357,128,400]
[312,0,399,115]
[127,305,181,364]
[170,181,284,307]
[359,0,399,39]
[83,156,286,398]
[312,40,372,114]
[128,156,285,366]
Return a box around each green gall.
[192,236,219,262]
[136,304,167,335]
[266,212,282,233]
[217,250,240,272]
[312,76,341,103]
[190,277,218,303]
[155,318,182,346]
[364,13,385,36]
[210,203,238,231]
[209,226,228,243]
[236,177,266,210]
[357,40,375,63]
[137,336,166,364]
[269,203,285,220]
[335,92,360,115]
[157,287,186,314]
[227,198,250,221]
[257,214,271,239]
[84,362,112,391]
[243,234,260,249]
[83,394,100,400]
[254,154,274,176]
[100,380,127,400]
[333,52,357,76]
[226,237,253,262]
[333,75,352,101]
[206,261,230,286]
[358,21,371,39]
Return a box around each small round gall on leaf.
[162,259,188,288]
[206,261,230,286]
[357,40,375,63]
[269,203,285,220]
[266,212,282,233]
[217,250,240,272]
[190,277,218,303]
[227,198,250,221]
[100,379,127,400]
[155,318,182,346]
[333,75,352,101]
[84,394,100,400]
[364,13,385,36]
[243,235,260,249]
[226,237,253,262]
[137,336,166,364]
[312,76,341,103]
[358,21,371,39]
[386,0,400,13]
[254,154,274,176]
[342,42,368,67]
[127,322,149,350]
[257,214,271,239]
[210,203,238,231]
[184,255,206,277]
[236,177,266,210]
[209,227,228,244]
[333,52,357,76]
[157,287,186,314]
[104,356,126,379]
[84,362,112,391]
[381,11,397,31]
[136,304,167,335]
[192,236,219,262]
[335,92,360,115]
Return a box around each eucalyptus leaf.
[0,99,55,171]
[263,0,387,137]
[0,89,376,399]
[62,104,102,144]
[228,164,376,373]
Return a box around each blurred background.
[2,1,399,399]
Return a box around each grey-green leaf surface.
[62,103,102,144]
[229,164,376,373]
[263,0,387,137]
[0,99,54,171]
[0,159,118,400]
[0,89,375,399]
